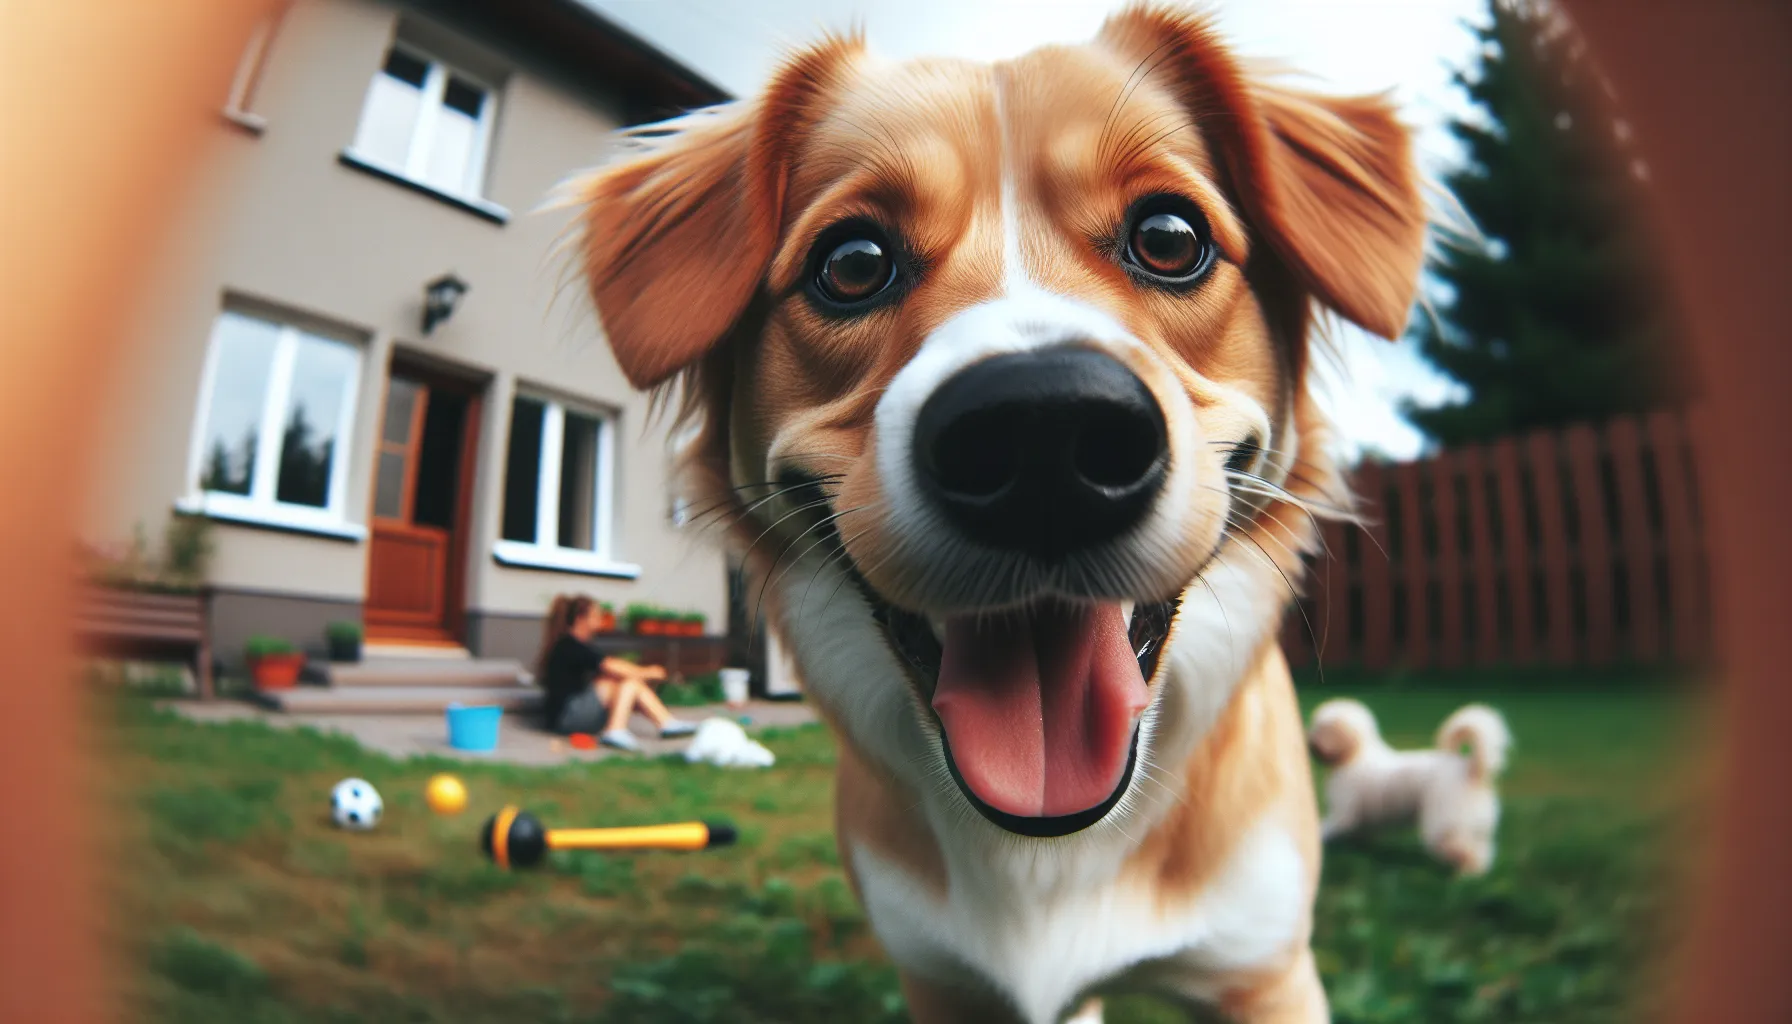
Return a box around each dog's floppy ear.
[576,36,863,389]
[1244,84,1427,339]
[578,108,771,390]
[1100,6,1426,339]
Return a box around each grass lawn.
[102,674,1704,1024]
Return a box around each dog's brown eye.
[1128,212,1204,279]
[816,238,893,304]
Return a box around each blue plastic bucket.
[446,703,502,752]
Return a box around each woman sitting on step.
[537,594,696,751]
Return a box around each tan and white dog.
[572,5,1425,1021]
[1308,699,1512,876]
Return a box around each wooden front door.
[365,368,481,643]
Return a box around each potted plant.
[245,634,305,690]
[597,602,617,633]
[680,611,707,637]
[325,620,362,662]
[626,603,658,635]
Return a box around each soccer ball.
[330,778,383,831]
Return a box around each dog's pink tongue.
[932,604,1147,819]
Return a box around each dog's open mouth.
[773,474,1177,837]
[871,591,1177,838]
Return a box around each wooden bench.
[74,587,214,699]
[588,634,729,681]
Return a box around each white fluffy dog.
[1307,699,1512,875]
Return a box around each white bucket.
[718,667,751,706]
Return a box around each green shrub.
[324,620,362,643]
[243,635,297,659]
[84,516,214,594]
[162,514,215,584]
[659,673,725,706]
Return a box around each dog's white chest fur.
[850,817,1306,1024]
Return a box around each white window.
[179,309,365,539]
[493,393,639,578]
[348,41,497,201]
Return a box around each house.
[86,0,735,686]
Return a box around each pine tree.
[1406,0,1688,445]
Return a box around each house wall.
[87,0,727,669]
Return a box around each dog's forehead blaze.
[749,45,1289,476]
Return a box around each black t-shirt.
[540,635,601,728]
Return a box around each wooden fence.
[1282,409,1712,670]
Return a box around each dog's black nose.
[914,348,1167,558]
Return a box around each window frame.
[341,39,507,219]
[176,309,367,541]
[492,391,639,579]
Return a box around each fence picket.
[1459,445,1503,666]
[1526,432,1577,665]
[1355,461,1394,671]
[1430,451,1467,669]
[1648,410,1704,661]
[1605,417,1661,660]
[1565,424,1617,665]
[1492,438,1537,664]
[1396,460,1431,669]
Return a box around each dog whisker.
[797,511,886,614]
[1223,518,1328,670]
[767,505,873,607]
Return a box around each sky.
[581,0,1489,460]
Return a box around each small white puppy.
[1307,698,1512,875]
[681,717,776,769]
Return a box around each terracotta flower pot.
[636,619,662,636]
[684,621,705,637]
[250,652,306,690]
[598,611,616,633]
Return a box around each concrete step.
[259,685,543,715]
[320,658,529,689]
[362,641,472,660]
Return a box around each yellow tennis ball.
[425,773,467,815]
